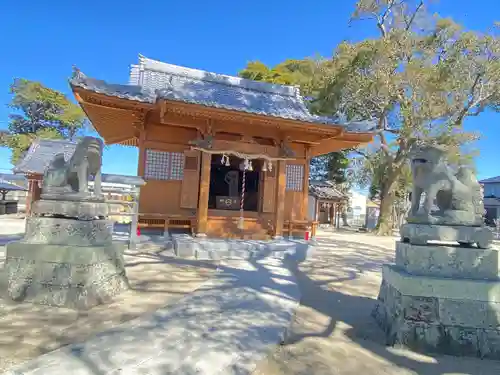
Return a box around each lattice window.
[286,164,304,191]
[145,149,170,180]
[144,149,185,181]
[170,152,185,180]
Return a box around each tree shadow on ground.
[0,234,311,374]
[3,240,306,374]
[2,231,500,374]
[0,238,217,371]
[268,235,500,375]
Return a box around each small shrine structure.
[0,179,26,215]
[308,181,347,226]
[68,55,374,239]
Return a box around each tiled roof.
[480,176,500,184]
[484,197,500,206]
[0,173,27,181]
[0,173,28,189]
[308,181,347,200]
[14,139,77,175]
[13,139,146,186]
[0,179,26,191]
[70,55,377,132]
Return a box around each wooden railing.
[138,213,196,235]
[284,220,318,239]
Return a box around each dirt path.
[0,244,216,371]
[253,230,500,375]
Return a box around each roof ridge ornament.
[71,65,84,80]
[136,54,301,97]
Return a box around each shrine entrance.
[208,154,260,212]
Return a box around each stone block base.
[172,234,313,262]
[31,199,109,220]
[400,223,493,249]
[1,242,129,309]
[395,241,500,280]
[25,217,113,247]
[373,265,500,359]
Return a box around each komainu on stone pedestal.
[402,144,493,249]
[0,136,129,309]
[41,136,105,202]
[372,144,500,360]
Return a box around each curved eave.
[72,84,375,135]
[71,87,153,145]
[72,86,154,112]
[71,85,375,154]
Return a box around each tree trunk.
[375,191,396,235]
[374,171,399,236]
[341,208,349,226]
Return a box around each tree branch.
[352,149,369,159]
[451,73,486,125]
[405,0,424,31]
[376,0,396,37]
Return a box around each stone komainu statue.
[42,136,103,199]
[408,144,484,226]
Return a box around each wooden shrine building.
[308,181,348,226]
[69,55,374,239]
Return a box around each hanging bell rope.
[237,159,248,230]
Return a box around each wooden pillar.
[314,198,320,222]
[129,186,140,249]
[26,177,42,215]
[274,160,286,238]
[26,179,35,215]
[137,129,147,177]
[33,180,41,202]
[336,203,341,228]
[302,153,310,220]
[196,152,211,236]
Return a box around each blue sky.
[0,0,498,178]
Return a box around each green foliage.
[310,152,350,184]
[3,78,88,164]
[3,128,63,165]
[239,59,321,90]
[311,0,500,234]
[239,59,351,184]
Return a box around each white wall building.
[346,190,369,226]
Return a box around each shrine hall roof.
[0,179,26,192]
[480,176,500,184]
[70,54,376,132]
[308,181,347,201]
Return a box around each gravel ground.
[0,237,216,371]
[253,230,500,375]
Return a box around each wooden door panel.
[180,150,200,209]
[262,167,276,213]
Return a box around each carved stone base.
[32,199,109,220]
[25,217,113,247]
[1,242,128,310]
[400,223,493,249]
[407,211,483,226]
[395,241,500,280]
[373,265,500,359]
[40,192,105,203]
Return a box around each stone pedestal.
[373,239,500,359]
[400,222,493,249]
[0,199,129,309]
